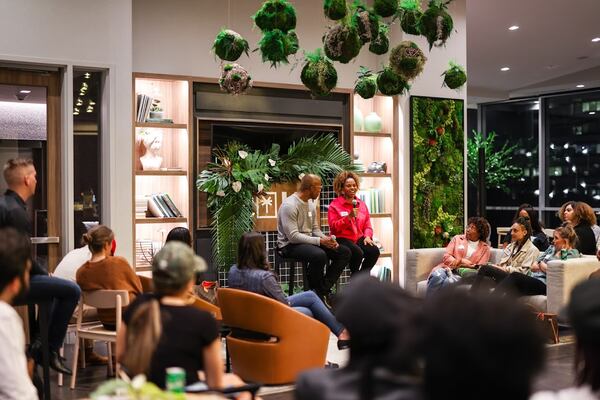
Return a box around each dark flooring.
[47,342,577,400]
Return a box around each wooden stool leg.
[288,261,295,296]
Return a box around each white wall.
[0,0,133,262]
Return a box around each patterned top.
[530,245,581,284]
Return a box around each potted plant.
[149,101,163,120]
[300,49,338,97]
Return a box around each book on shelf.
[146,193,183,218]
[357,188,385,214]
[145,117,174,124]
[136,94,153,123]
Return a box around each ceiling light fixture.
[576,84,585,88]
[590,111,596,115]
[19,90,31,94]
[592,37,600,42]
[84,72,91,79]
[508,25,519,31]
[500,67,510,71]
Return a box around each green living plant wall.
[411,96,464,248]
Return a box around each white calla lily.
[232,181,242,193]
[258,184,264,192]
[238,150,248,159]
[264,174,270,181]
[216,190,225,197]
[268,158,276,167]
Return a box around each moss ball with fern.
[400,9,422,35]
[377,67,410,96]
[323,24,362,64]
[373,0,398,18]
[352,6,380,45]
[259,29,293,67]
[253,0,297,33]
[369,23,390,55]
[324,0,347,20]
[442,62,467,89]
[301,49,338,97]
[354,68,378,99]
[285,30,299,55]
[389,41,427,81]
[419,0,454,49]
[213,29,250,62]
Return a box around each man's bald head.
[299,174,321,191]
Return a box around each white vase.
[353,107,364,132]
[364,112,382,132]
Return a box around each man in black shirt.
[0,159,80,375]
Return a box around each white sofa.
[405,248,600,313]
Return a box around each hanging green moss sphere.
[324,0,347,20]
[253,0,297,33]
[443,65,467,89]
[301,56,338,97]
[400,9,422,35]
[355,76,378,99]
[353,8,379,44]
[323,24,362,64]
[373,0,398,18]
[285,30,299,55]
[389,41,427,80]
[259,29,290,67]
[369,24,389,55]
[377,67,410,96]
[213,29,250,62]
[419,5,453,49]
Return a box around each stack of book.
[147,193,183,218]
[136,94,154,123]
[357,188,385,214]
[135,195,149,218]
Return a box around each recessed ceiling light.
[19,90,31,94]
[592,37,600,42]
[577,84,585,88]
[508,25,519,31]
[500,67,510,71]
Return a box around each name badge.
[308,211,313,218]
[340,211,349,217]
[457,245,465,250]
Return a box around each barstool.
[274,249,308,296]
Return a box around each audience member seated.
[277,174,350,305]
[502,204,549,251]
[427,217,491,293]
[423,289,545,400]
[165,227,192,247]
[531,279,600,400]
[117,242,249,396]
[228,232,350,349]
[295,275,422,400]
[559,201,597,255]
[327,171,380,275]
[76,225,142,330]
[473,217,540,291]
[0,228,38,400]
[496,225,581,297]
[0,158,80,375]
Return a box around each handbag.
[194,280,219,305]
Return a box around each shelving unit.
[132,74,192,270]
[352,94,399,279]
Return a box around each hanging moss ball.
[352,7,380,45]
[419,2,454,50]
[285,30,299,55]
[389,41,427,81]
[400,9,422,35]
[259,29,293,67]
[253,0,297,33]
[373,0,398,18]
[219,63,252,95]
[324,0,347,20]
[369,23,389,55]
[377,67,410,96]
[301,50,338,97]
[212,29,250,62]
[355,75,377,99]
[442,63,467,89]
[323,24,362,64]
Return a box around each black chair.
[274,249,308,296]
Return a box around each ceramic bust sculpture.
[140,130,163,170]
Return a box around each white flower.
[232,181,242,193]
[268,158,276,167]
[238,150,248,159]
[216,190,225,197]
[264,174,270,181]
[257,184,264,192]
[298,173,306,180]
[131,375,147,390]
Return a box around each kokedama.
[352,4,380,44]
[258,29,295,67]
[219,63,252,95]
[389,41,427,81]
[213,29,250,62]
[377,67,410,96]
[398,0,422,35]
[301,49,338,97]
[369,23,390,55]
[323,23,362,64]
[323,0,347,20]
[419,0,454,49]
[354,67,378,99]
[373,0,398,18]
[442,62,467,89]
[253,0,297,33]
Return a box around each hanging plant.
[219,63,252,95]
[442,61,467,89]
[253,0,297,33]
[398,0,423,35]
[301,49,338,97]
[377,66,410,96]
[373,0,398,18]
[324,0,347,20]
[323,23,362,64]
[212,29,250,62]
[369,23,390,55]
[354,67,378,99]
[420,0,454,50]
[352,3,380,45]
[285,30,299,55]
[258,29,293,67]
[389,41,427,81]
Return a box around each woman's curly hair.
[333,170,361,196]
[467,217,490,242]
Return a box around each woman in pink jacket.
[426,217,491,293]
[328,171,380,275]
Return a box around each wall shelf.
[135,122,188,129]
[135,170,187,176]
[135,217,188,224]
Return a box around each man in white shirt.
[53,246,92,282]
[0,228,39,400]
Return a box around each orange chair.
[137,274,154,293]
[190,295,222,321]
[217,288,329,385]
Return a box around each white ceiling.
[467,0,600,103]
[0,84,46,104]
